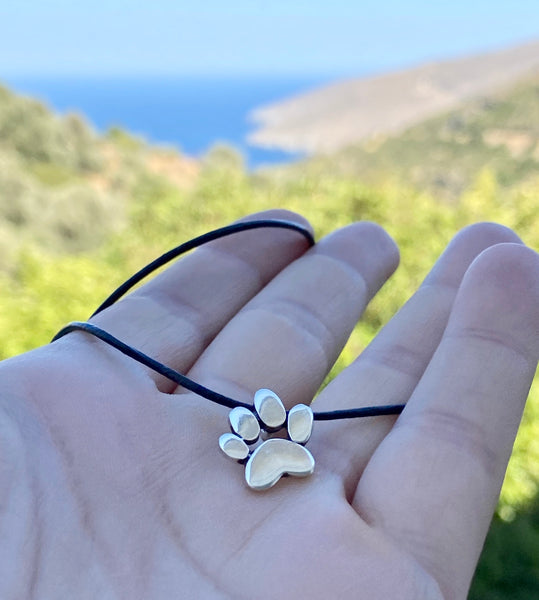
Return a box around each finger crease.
[361,343,430,380]
[447,326,535,368]
[396,408,499,479]
[133,293,213,357]
[245,300,334,369]
[314,252,370,300]
[199,245,264,287]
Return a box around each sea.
[3,75,332,169]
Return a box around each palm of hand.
[1,210,538,600]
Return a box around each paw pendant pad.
[219,389,315,491]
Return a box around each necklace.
[53,219,404,491]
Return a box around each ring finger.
[182,221,399,415]
[311,223,522,495]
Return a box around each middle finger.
[182,222,399,409]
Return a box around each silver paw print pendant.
[219,389,315,491]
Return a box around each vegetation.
[287,74,539,199]
[0,81,538,595]
[0,83,196,261]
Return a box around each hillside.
[249,40,539,155]
[0,83,199,267]
[272,73,539,198]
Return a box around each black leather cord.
[53,321,253,411]
[52,219,405,421]
[90,219,316,317]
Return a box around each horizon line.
[2,36,537,84]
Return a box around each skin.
[1,209,538,600]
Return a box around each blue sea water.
[3,75,331,169]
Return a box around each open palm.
[1,210,538,600]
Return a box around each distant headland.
[248,40,539,155]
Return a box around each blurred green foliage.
[0,84,102,170]
[470,502,539,598]
[0,81,538,596]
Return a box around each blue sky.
[0,0,538,77]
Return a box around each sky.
[0,0,538,78]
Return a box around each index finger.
[82,209,313,390]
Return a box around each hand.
[1,210,538,599]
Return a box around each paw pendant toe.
[219,389,315,491]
